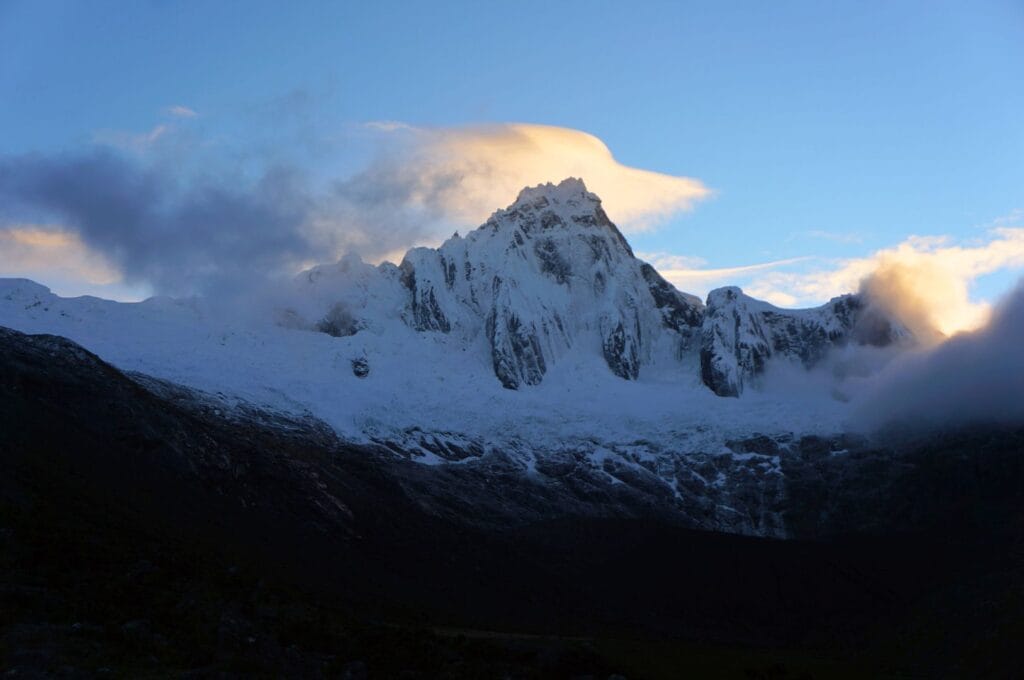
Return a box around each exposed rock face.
[351,356,369,378]
[640,263,704,343]
[700,287,906,396]
[316,302,359,337]
[601,318,641,379]
[400,258,451,333]
[486,307,546,389]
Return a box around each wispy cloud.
[991,208,1024,228]
[167,105,198,118]
[640,251,811,300]
[362,120,412,132]
[91,124,170,152]
[802,229,864,244]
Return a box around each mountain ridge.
[297,177,907,394]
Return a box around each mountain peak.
[484,177,629,255]
[286,180,904,397]
[499,178,607,225]
[512,177,595,207]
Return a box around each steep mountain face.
[298,178,901,395]
[700,287,907,397]
[395,178,705,388]
[295,179,709,389]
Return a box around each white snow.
[0,276,854,459]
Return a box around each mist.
[853,279,1024,432]
[755,264,1024,434]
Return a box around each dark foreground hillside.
[1,326,1022,678]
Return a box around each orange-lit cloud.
[366,123,712,232]
[0,225,124,288]
[745,228,1024,338]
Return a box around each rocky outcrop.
[486,307,546,389]
[400,256,451,332]
[351,356,369,378]
[601,316,641,380]
[640,263,704,346]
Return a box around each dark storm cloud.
[0,149,317,294]
[0,134,473,295]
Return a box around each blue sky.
[1,0,1022,316]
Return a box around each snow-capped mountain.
[294,178,705,390]
[290,178,905,395]
[0,178,913,536]
[403,179,706,387]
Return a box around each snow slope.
[0,275,848,449]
